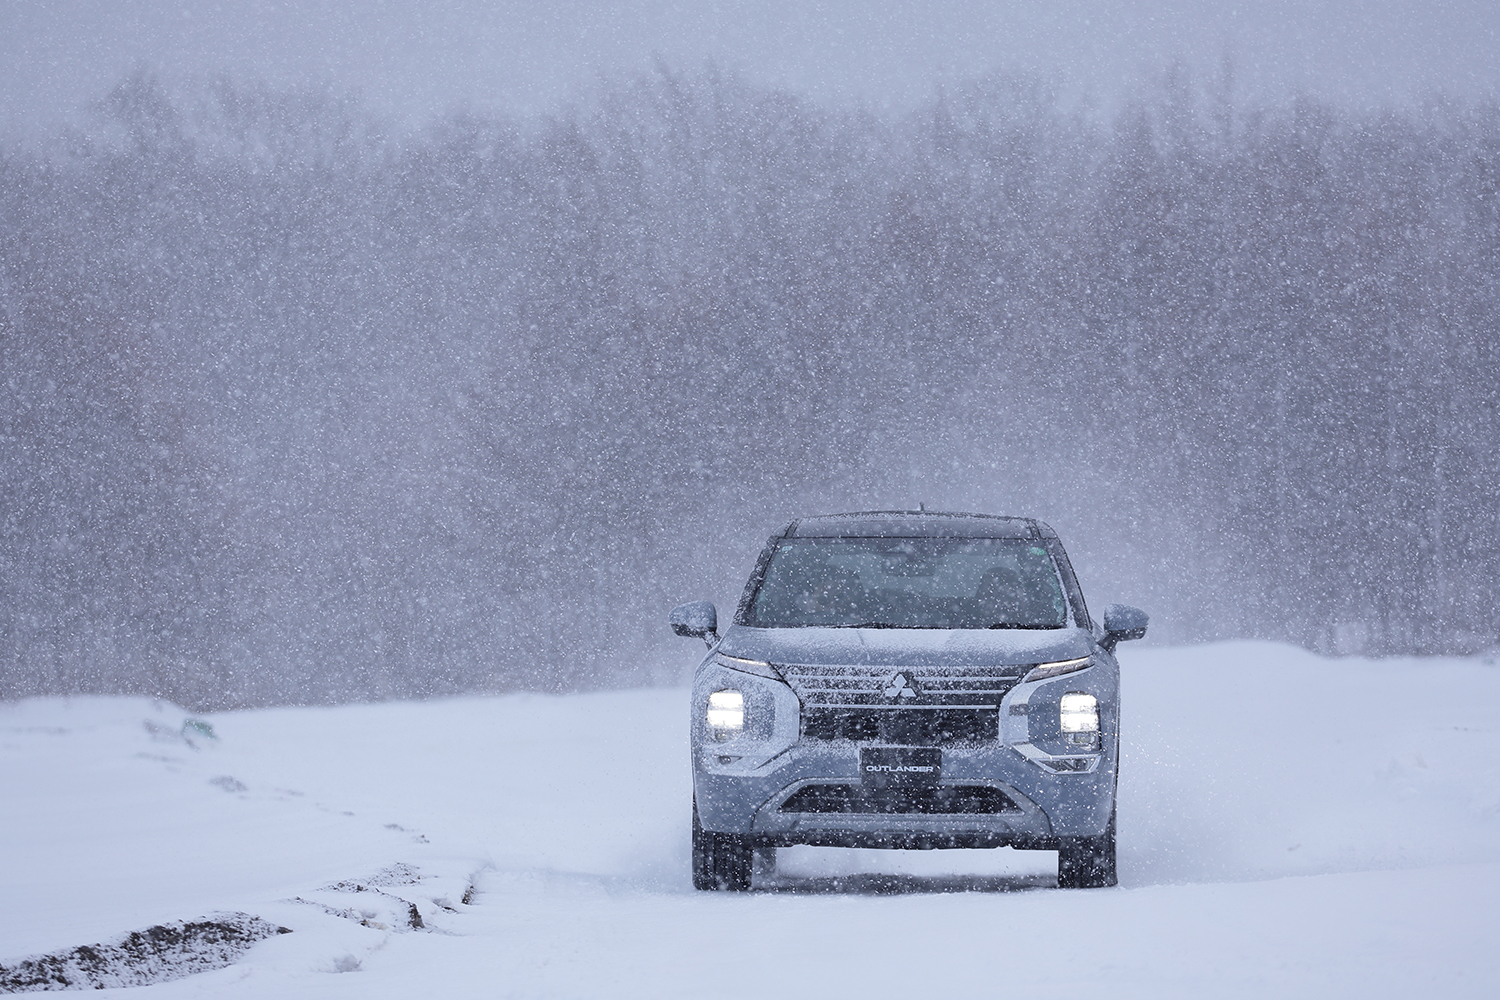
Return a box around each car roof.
[781,511,1054,540]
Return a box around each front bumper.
[694,739,1114,847]
[690,647,1120,847]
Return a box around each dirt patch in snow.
[0,913,288,993]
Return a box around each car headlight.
[1025,655,1093,682]
[1059,692,1099,746]
[706,689,745,741]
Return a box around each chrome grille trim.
[782,663,1026,708]
[784,663,1026,744]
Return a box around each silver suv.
[671,511,1148,890]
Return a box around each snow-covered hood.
[717,625,1093,668]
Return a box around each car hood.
[717,625,1093,668]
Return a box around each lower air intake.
[802,708,998,744]
[779,784,1018,815]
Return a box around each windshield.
[744,536,1069,629]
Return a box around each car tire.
[692,799,752,891]
[1057,808,1117,889]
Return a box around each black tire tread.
[692,800,752,891]
[1057,809,1117,889]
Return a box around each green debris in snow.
[181,718,217,741]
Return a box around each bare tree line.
[2,66,1497,708]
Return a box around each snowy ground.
[2,641,1498,997]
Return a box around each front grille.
[784,662,1024,744]
[780,783,1018,815]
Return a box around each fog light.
[706,689,744,740]
[1059,692,1099,733]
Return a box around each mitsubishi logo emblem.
[882,671,920,700]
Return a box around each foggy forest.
[3,63,1498,709]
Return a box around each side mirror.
[670,600,719,646]
[1101,603,1149,653]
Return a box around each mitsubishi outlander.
[670,511,1148,890]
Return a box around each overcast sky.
[3,0,1499,134]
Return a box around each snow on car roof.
[784,511,1051,539]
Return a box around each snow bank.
[1,643,1497,996]
[1120,641,1500,884]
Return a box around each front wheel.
[692,800,752,891]
[1057,809,1117,889]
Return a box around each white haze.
[4,0,1499,137]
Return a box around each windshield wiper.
[986,622,1065,630]
[814,621,1066,630]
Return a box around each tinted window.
[745,536,1068,629]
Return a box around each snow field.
[2,641,1498,996]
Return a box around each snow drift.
[1,642,1497,996]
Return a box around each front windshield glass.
[744,536,1068,629]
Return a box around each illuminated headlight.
[706,689,745,740]
[1025,656,1093,682]
[1059,692,1100,746]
